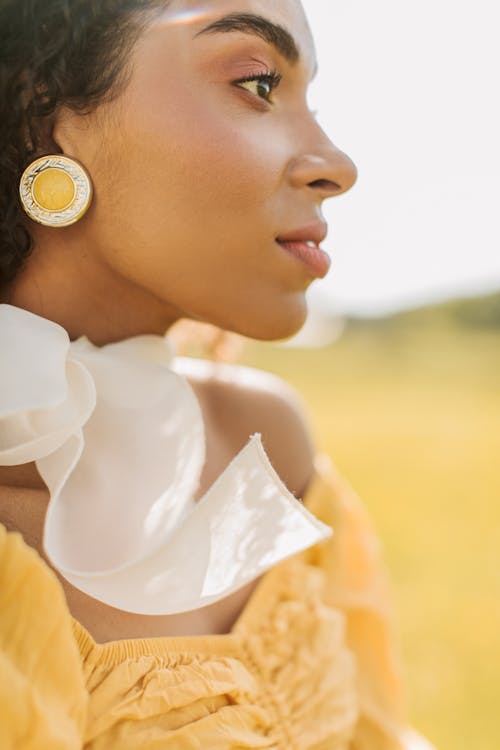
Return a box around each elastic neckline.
[71,560,284,666]
[70,465,325,667]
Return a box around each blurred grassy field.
[240,304,500,750]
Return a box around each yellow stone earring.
[19,154,93,227]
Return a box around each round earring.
[19,154,93,227]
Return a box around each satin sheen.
[0,304,332,614]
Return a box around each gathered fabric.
[0,452,432,750]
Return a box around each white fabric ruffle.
[0,304,332,614]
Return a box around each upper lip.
[276,222,328,246]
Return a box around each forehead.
[155,0,317,73]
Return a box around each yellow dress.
[0,452,428,750]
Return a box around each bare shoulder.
[173,357,316,499]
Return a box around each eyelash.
[232,69,283,104]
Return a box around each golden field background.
[239,293,500,750]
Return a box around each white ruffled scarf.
[0,304,332,615]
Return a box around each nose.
[287,123,358,201]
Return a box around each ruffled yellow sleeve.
[0,524,88,750]
[303,453,427,750]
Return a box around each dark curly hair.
[0,0,168,290]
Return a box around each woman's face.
[53,0,357,340]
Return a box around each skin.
[0,0,357,639]
[5,0,356,344]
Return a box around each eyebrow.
[195,12,300,66]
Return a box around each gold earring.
[19,154,93,227]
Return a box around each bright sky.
[302,0,500,316]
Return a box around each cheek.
[118,83,287,220]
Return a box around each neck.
[2,232,182,345]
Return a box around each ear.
[51,105,89,159]
[52,104,115,182]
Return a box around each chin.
[233,298,309,343]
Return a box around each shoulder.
[173,357,316,498]
[0,502,74,656]
[0,517,88,747]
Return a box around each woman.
[0,1,432,748]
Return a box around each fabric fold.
[0,303,333,614]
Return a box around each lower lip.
[276,240,331,278]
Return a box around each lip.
[277,222,328,246]
[276,222,331,278]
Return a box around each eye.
[233,70,283,104]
